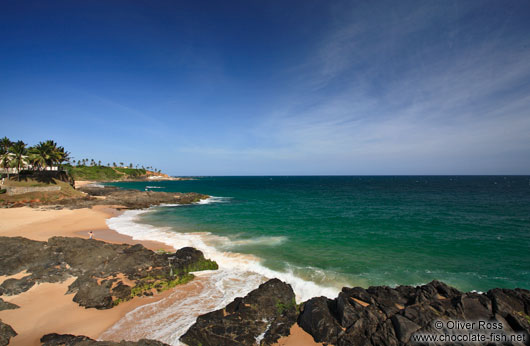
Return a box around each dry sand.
[0,205,173,251]
[0,205,174,345]
[0,277,175,346]
[0,205,118,241]
[274,324,323,346]
[0,205,321,346]
[74,180,96,189]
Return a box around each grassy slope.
[0,177,83,204]
[66,165,147,181]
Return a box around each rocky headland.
[2,184,208,209]
[71,185,208,209]
[179,279,530,346]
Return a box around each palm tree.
[28,142,50,171]
[53,143,70,169]
[10,141,28,180]
[30,140,70,171]
[0,137,13,179]
[112,162,117,167]
[0,137,12,153]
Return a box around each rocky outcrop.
[41,333,169,345]
[2,183,208,209]
[298,280,530,345]
[0,320,17,346]
[0,297,19,311]
[59,187,209,209]
[0,236,217,309]
[180,279,298,346]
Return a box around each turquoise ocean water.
[109,176,530,293]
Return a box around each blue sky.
[1,0,529,175]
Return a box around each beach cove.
[0,197,319,346]
[1,177,530,345]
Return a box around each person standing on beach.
[89,231,94,239]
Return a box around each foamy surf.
[220,235,288,247]
[194,196,232,204]
[103,205,341,345]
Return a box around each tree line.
[0,136,162,180]
[72,159,160,173]
[0,137,70,179]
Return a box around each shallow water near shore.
[104,176,530,344]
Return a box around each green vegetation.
[114,167,147,177]
[0,137,70,180]
[114,259,219,306]
[0,176,84,205]
[185,259,219,272]
[516,311,530,324]
[276,297,298,315]
[1,136,163,183]
[65,165,150,181]
[130,273,195,297]
[66,165,123,181]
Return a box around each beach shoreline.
[0,204,318,346]
[0,205,176,346]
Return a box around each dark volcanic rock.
[0,236,217,309]
[77,185,120,196]
[180,279,298,346]
[0,320,17,346]
[56,187,209,209]
[298,280,530,346]
[41,333,169,345]
[0,298,19,311]
[101,190,209,208]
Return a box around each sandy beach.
[0,205,175,346]
[0,205,319,346]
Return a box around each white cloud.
[176,2,530,174]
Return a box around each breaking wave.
[102,206,340,345]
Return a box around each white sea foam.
[103,206,341,345]
[221,235,288,247]
[194,196,232,204]
[87,183,106,188]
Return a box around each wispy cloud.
[178,1,530,174]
